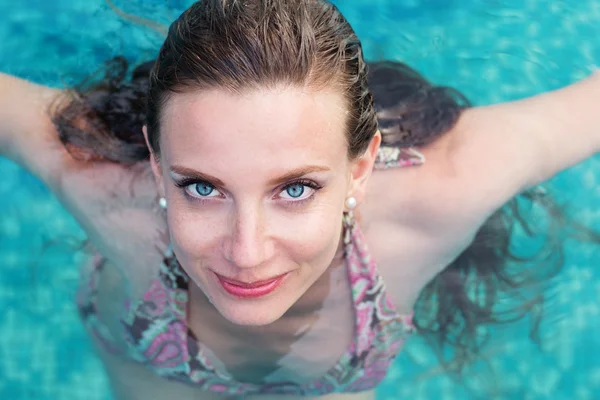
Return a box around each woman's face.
[150,85,378,326]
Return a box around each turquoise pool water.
[1,0,600,399]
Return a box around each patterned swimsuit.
[77,145,424,397]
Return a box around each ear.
[348,130,381,206]
[143,125,166,198]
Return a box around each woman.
[1,0,599,399]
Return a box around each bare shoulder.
[55,159,169,299]
[362,126,489,312]
[58,160,168,253]
[365,74,600,310]
[0,73,168,274]
[370,73,600,238]
[365,118,493,237]
[362,103,544,310]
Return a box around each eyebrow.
[169,165,331,187]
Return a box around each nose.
[223,204,273,269]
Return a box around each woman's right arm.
[0,72,67,186]
[0,72,169,285]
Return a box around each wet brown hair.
[147,0,377,162]
[51,0,591,380]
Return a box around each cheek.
[166,205,223,260]
[278,208,343,263]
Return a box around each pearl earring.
[345,196,357,210]
[159,197,168,209]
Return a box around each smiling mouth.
[214,272,289,298]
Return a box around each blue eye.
[285,184,305,199]
[193,182,216,197]
[279,180,321,202]
[182,182,221,199]
[174,177,223,202]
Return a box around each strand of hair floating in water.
[105,0,168,36]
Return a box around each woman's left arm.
[426,70,600,223]
[444,71,600,217]
[492,70,600,187]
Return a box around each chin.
[213,296,292,326]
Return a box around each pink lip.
[215,273,288,298]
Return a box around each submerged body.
[2,70,600,399]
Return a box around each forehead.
[160,86,349,171]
